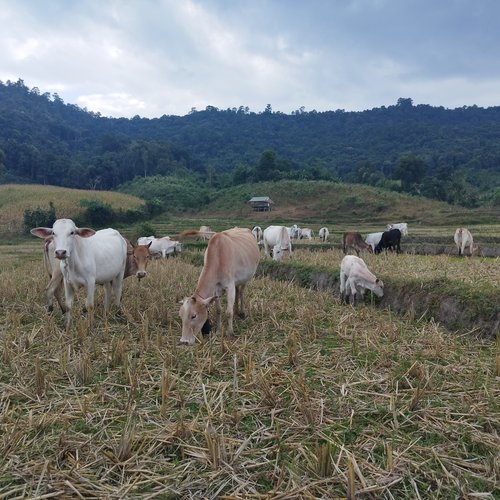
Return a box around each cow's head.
[133,242,152,279]
[178,295,218,344]
[272,244,285,261]
[31,219,95,260]
[372,279,384,297]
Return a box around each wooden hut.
[249,196,274,212]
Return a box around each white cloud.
[1,0,500,117]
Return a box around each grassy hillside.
[202,181,499,225]
[0,184,144,237]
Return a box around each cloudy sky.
[1,0,499,118]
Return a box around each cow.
[300,228,314,240]
[31,219,128,327]
[318,227,329,242]
[365,232,384,252]
[374,229,401,254]
[343,232,373,256]
[137,236,181,258]
[199,225,215,241]
[263,225,292,261]
[40,237,152,314]
[178,228,260,345]
[251,226,263,243]
[340,255,384,305]
[288,224,302,240]
[387,222,408,236]
[454,228,474,256]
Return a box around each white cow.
[31,219,127,327]
[251,226,263,242]
[288,224,302,240]
[137,236,181,258]
[300,228,314,240]
[263,225,292,261]
[39,237,152,313]
[365,232,384,252]
[387,222,408,236]
[340,255,384,305]
[454,228,474,256]
[179,228,259,344]
[318,227,329,242]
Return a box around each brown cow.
[178,227,260,344]
[343,232,373,256]
[41,236,152,313]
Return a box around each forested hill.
[0,79,499,207]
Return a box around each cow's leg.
[340,272,347,304]
[63,281,75,328]
[236,284,246,318]
[46,272,65,313]
[348,279,358,306]
[102,282,111,312]
[225,285,236,337]
[111,273,124,308]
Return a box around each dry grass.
[292,248,500,291]
[0,184,143,236]
[0,244,498,498]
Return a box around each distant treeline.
[0,79,499,207]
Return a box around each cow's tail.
[342,233,347,254]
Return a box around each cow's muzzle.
[55,249,67,260]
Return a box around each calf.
[343,232,373,256]
[374,229,401,254]
[454,228,474,256]
[340,255,384,305]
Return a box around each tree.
[254,150,277,182]
[393,154,427,193]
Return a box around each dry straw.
[0,245,498,498]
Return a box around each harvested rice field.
[0,243,498,498]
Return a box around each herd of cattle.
[30,219,477,344]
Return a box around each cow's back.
[82,229,127,282]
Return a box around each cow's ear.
[202,296,219,307]
[76,228,96,238]
[31,227,53,239]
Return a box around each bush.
[23,201,56,233]
[80,199,116,227]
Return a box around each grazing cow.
[251,225,263,242]
[137,236,181,258]
[178,228,260,344]
[365,232,384,252]
[374,229,401,254]
[387,222,408,236]
[31,219,127,327]
[288,224,302,240]
[199,225,215,241]
[40,238,152,313]
[318,227,329,242]
[300,228,314,240]
[340,255,384,305]
[263,225,293,261]
[454,228,474,256]
[343,232,373,256]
